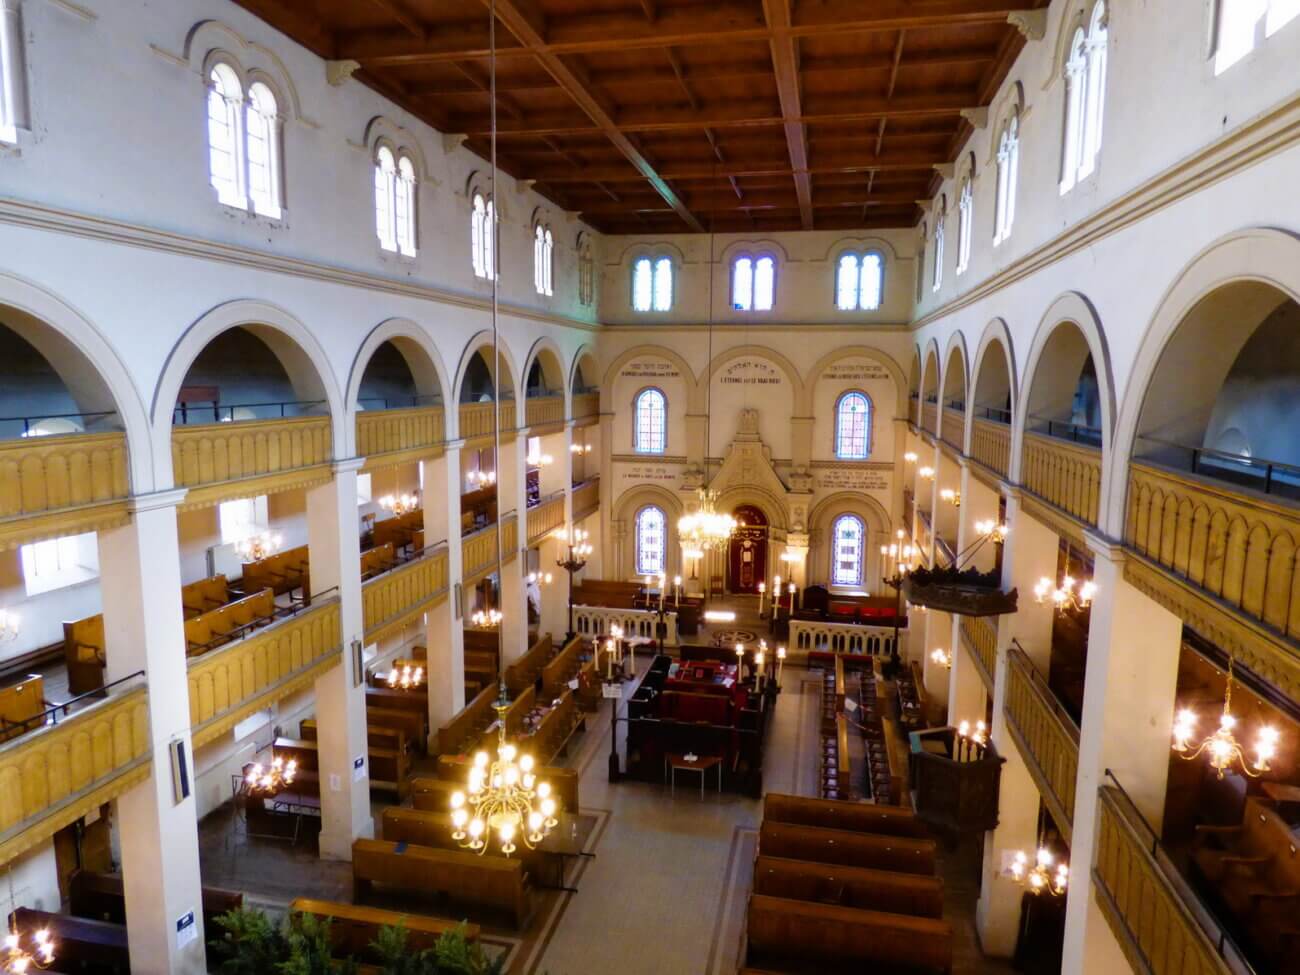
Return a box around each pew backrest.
[289,896,477,960]
[762,793,929,838]
[751,855,944,919]
[758,821,936,875]
[0,675,44,741]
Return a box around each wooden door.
[728,505,768,593]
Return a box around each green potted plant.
[209,906,290,974]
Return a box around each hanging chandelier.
[1172,654,1279,779]
[930,647,952,670]
[387,664,424,690]
[1033,574,1096,614]
[678,487,736,552]
[379,492,419,516]
[1008,847,1069,897]
[2,923,54,974]
[470,608,503,629]
[449,690,557,856]
[244,756,297,796]
[235,530,281,562]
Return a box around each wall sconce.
[974,520,1008,543]
[939,488,961,508]
[1007,847,1069,896]
[527,451,554,467]
[918,466,936,481]
[1033,575,1096,613]
[569,443,592,455]
[904,451,918,463]
[930,648,952,670]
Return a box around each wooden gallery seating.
[298,719,410,795]
[352,838,531,929]
[63,612,107,695]
[460,630,503,695]
[180,573,230,618]
[289,898,479,963]
[745,795,951,975]
[371,508,425,553]
[359,542,397,580]
[1191,795,1300,966]
[183,587,275,654]
[0,674,48,742]
[242,544,311,597]
[69,869,244,937]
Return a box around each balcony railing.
[527,491,566,544]
[356,404,445,462]
[1126,460,1300,645]
[573,477,599,520]
[461,519,517,585]
[909,394,920,426]
[941,407,965,450]
[788,619,902,661]
[458,400,517,442]
[0,430,131,549]
[362,544,449,644]
[1004,644,1080,840]
[0,676,149,866]
[971,416,1011,478]
[171,414,333,503]
[573,605,677,645]
[525,395,565,429]
[1135,436,1300,502]
[1093,776,1246,975]
[959,615,997,692]
[187,598,342,748]
[1021,429,1102,526]
[921,401,938,435]
[172,398,327,426]
[572,391,599,421]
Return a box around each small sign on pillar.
[352,755,366,782]
[176,911,197,950]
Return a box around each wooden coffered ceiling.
[231,0,1047,234]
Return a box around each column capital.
[126,487,189,514]
[1083,528,1127,565]
[331,457,367,475]
[443,438,466,452]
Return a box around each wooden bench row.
[540,635,584,699]
[183,587,276,654]
[504,633,552,694]
[242,544,311,596]
[289,897,479,963]
[571,579,643,609]
[297,721,411,795]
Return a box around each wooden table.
[665,752,723,799]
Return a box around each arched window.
[207,63,245,209]
[633,387,666,454]
[245,83,281,219]
[635,505,667,576]
[1216,0,1300,74]
[471,192,495,279]
[831,514,865,588]
[835,251,884,312]
[544,228,554,295]
[1061,3,1108,193]
[732,255,775,311]
[578,236,595,305]
[931,203,945,292]
[395,155,417,256]
[915,223,927,304]
[994,112,1019,244]
[375,147,417,255]
[632,256,673,311]
[956,177,973,275]
[533,223,554,296]
[0,0,27,146]
[834,392,872,460]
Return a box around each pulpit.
[908,727,1004,834]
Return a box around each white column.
[540,533,571,641]
[921,609,952,710]
[1061,535,1181,975]
[306,461,374,860]
[424,448,465,749]
[498,436,529,664]
[949,464,1000,722]
[100,490,206,975]
[976,489,1059,956]
[540,428,571,498]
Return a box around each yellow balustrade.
[501,513,518,557]
[0,431,131,549]
[500,400,518,433]
[1021,430,1102,526]
[188,600,342,747]
[573,478,599,519]
[461,522,499,584]
[959,615,997,692]
[527,493,566,544]
[941,408,965,450]
[0,684,150,865]
[362,546,450,645]
[970,417,1011,478]
[171,415,333,504]
[572,392,599,420]
[458,402,494,441]
[921,402,937,435]
[356,405,445,464]
[908,396,920,426]
[1004,645,1080,840]
[1094,785,1233,975]
[525,395,565,429]
[1126,462,1300,644]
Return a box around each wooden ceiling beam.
[479,0,705,232]
[762,0,813,230]
[341,2,1036,65]
[365,0,426,40]
[573,188,919,213]
[497,151,947,182]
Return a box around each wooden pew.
[504,634,552,695]
[366,705,427,755]
[10,907,130,973]
[278,734,406,796]
[751,855,944,919]
[745,894,953,974]
[528,689,582,764]
[63,614,107,695]
[299,720,410,795]
[762,794,929,838]
[380,807,566,889]
[541,636,584,699]
[0,674,46,742]
[242,544,310,597]
[757,821,936,875]
[183,587,275,654]
[372,509,425,552]
[351,838,531,929]
[571,579,643,609]
[69,869,244,936]
[410,775,462,812]
[434,684,496,756]
[435,756,580,815]
[365,686,430,744]
[299,718,408,756]
[360,542,397,580]
[289,897,478,961]
[181,573,229,618]
[503,685,536,740]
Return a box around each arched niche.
[453,333,520,429]
[807,492,892,592]
[570,346,599,396]
[972,320,1017,423]
[613,484,684,579]
[941,337,968,411]
[695,346,802,462]
[353,335,445,412]
[523,339,566,400]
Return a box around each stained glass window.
[636,506,667,576]
[832,514,865,588]
[835,392,871,460]
[634,388,666,454]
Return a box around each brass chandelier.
[1172,653,1279,779]
[678,487,736,553]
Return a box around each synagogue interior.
[0,0,1297,972]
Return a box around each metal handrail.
[0,669,145,742]
[1135,434,1300,498]
[1008,640,1079,740]
[974,405,1012,424]
[356,394,443,410]
[172,398,328,425]
[0,409,121,439]
[1102,769,1257,974]
[944,398,966,412]
[1027,414,1103,446]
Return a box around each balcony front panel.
[0,431,132,549]
[1004,646,1080,840]
[172,415,333,506]
[0,685,150,865]
[362,546,449,644]
[573,478,599,520]
[1021,431,1102,527]
[525,395,565,430]
[528,492,566,544]
[188,599,342,747]
[922,402,938,435]
[462,522,499,585]
[357,406,445,468]
[970,418,1011,479]
[1094,786,1233,975]
[572,392,599,422]
[959,615,997,692]
[941,408,965,451]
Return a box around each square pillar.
[539,428,571,499]
[100,490,206,975]
[540,533,572,641]
[1061,536,1182,975]
[306,461,374,860]
[424,449,465,749]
